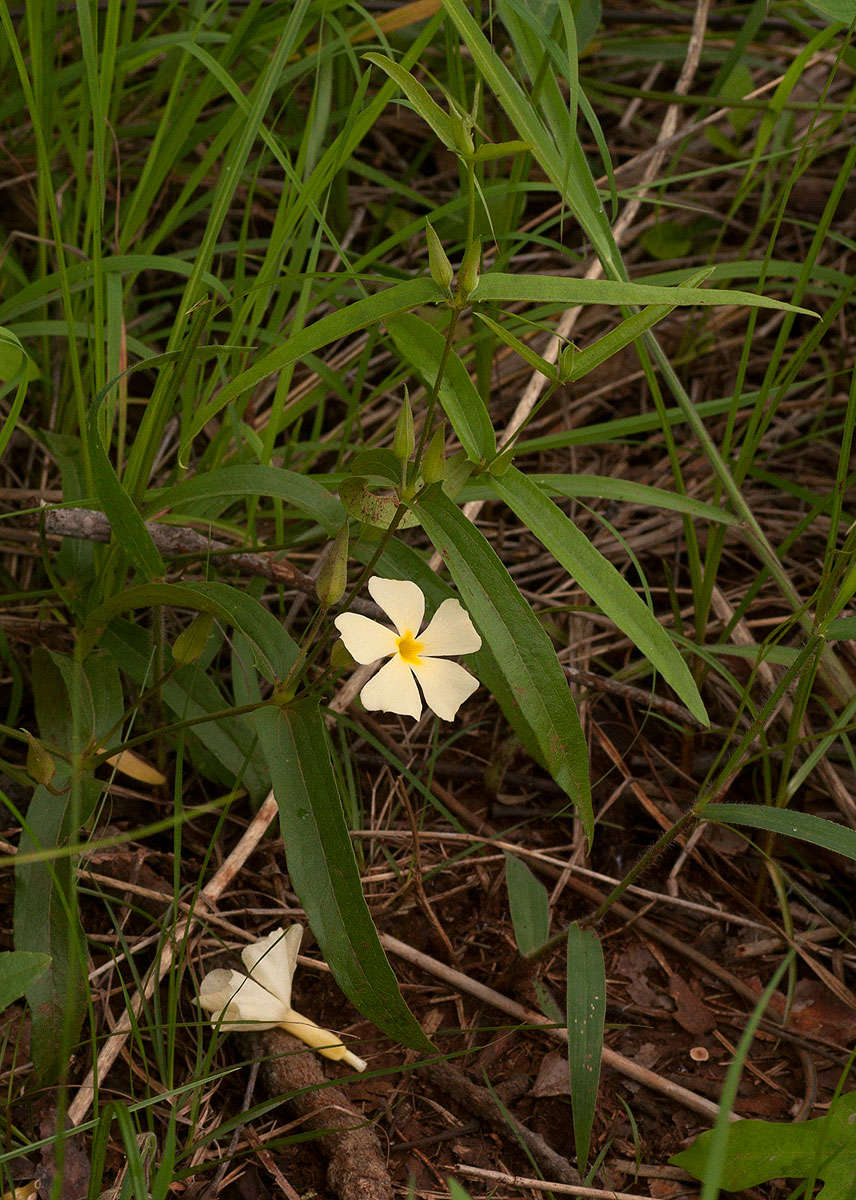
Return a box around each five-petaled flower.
[197,925,367,1072]
[334,576,481,721]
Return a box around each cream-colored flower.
[197,926,367,1072]
[333,577,481,721]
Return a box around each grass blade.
[566,922,605,1170]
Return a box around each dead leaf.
[530,1051,571,1097]
[667,973,715,1036]
[789,978,856,1043]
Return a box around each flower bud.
[316,525,349,607]
[450,114,475,157]
[457,239,480,302]
[393,391,415,462]
[426,222,453,294]
[25,732,55,787]
[422,424,446,483]
[172,612,215,665]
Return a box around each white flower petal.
[241,926,301,1008]
[198,969,289,1028]
[367,576,425,636]
[359,655,422,719]
[411,657,479,721]
[334,613,397,664]
[418,598,482,657]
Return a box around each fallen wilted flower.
[197,925,367,1072]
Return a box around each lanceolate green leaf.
[492,468,708,724]
[505,853,549,957]
[414,487,592,838]
[80,580,298,681]
[363,54,459,150]
[704,804,856,863]
[386,313,496,462]
[181,278,442,454]
[471,273,813,315]
[100,620,268,800]
[0,951,51,1014]
[566,923,605,1170]
[87,404,165,581]
[252,699,433,1053]
[146,464,344,533]
[14,773,101,1082]
[462,474,736,526]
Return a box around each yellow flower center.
[396,630,424,665]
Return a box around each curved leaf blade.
[81,580,298,681]
[252,699,433,1053]
[0,951,51,1014]
[182,278,442,454]
[704,804,856,863]
[471,272,814,316]
[386,313,496,462]
[146,464,344,533]
[414,487,592,838]
[492,468,708,725]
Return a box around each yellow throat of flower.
[396,631,424,665]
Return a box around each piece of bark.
[422,1060,581,1186]
[255,1029,392,1200]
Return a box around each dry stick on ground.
[254,1029,393,1200]
[454,1164,665,1200]
[45,506,318,594]
[422,1060,581,1185]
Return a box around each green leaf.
[671,1092,856,1199]
[704,804,856,863]
[80,580,299,682]
[573,0,602,49]
[0,325,26,381]
[182,278,442,454]
[566,923,605,1170]
[471,272,814,316]
[642,222,693,261]
[462,473,736,527]
[146,465,344,534]
[505,853,549,956]
[100,619,269,800]
[386,314,496,462]
[474,312,560,383]
[251,699,433,1052]
[491,468,708,725]
[340,479,419,530]
[364,54,460,151]
[802,0,854,26]
[14,774,101,1082]
[86,403,165,581]
[825,615,856,640]
[32,648,95,754]
[0,951,51,1013]
[413,487,592,839]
